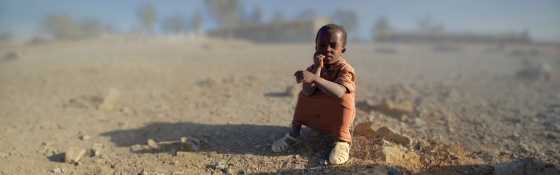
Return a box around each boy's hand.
[294,70,317,84]
[314,52,325,69]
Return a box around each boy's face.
[315,29,346,65]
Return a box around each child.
[272,24,356,165]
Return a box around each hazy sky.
[1,0,559,42]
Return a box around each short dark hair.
[315,24,347,47]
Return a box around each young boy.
[272,24,356,165]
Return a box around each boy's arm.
[295,66,347,98]
[313,76,347,98]
[300,66,320,96]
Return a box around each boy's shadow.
[99,122,334,157]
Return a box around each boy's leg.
[289,124,302,138]
[272,123,303,152]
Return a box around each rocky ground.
[0,38,559,174]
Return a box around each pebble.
[64,147,86,164]
[0,152,7,158]
[377,146,403,164]
[180,137,200,151]
[216,160,228,169]
[353,122,377,138]
[98,88,123,111]
[130,144,143,152]
[147,139,158,148]
[377,126,412,146]
[80,135,90,141]
[51,168,62,173]
[92,143,103,157]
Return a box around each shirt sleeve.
[334,65,356,93]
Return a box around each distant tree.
[249,6,262,25]
[332,8,358,33]
[190,9,203,32]
[162,14,188,35]
[0,32,13,43]
[296,9,317,21]
[204,0,244,38]
[42,13,106,40]
[136,3,157,36]
[270,11,285,40]
[417,13,443,32]
[43,13,82,40]
[204,0,243,28]
[80,18,101,38]
[373,16,390,42]
[270,11,285,25]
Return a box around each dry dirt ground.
[0,38,559,175]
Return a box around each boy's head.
[315,24,347,64]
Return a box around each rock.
[180,137,200,151]
[147,139,158,148]
[80,135,90,141]
[91,143,103,157]
[374,100,415,119]
[375,101,394,112]
[51,168,62,173]
[354,122,377,138]
[64,147,86,164]
[216,160,228,170]
[0,152,7,158]
[377,126,412,146]
[392,100,415,117]
[130,144,144,152]
[377,146,403,164]
[494,157,560,175]
[98,88,124,111]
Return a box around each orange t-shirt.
[292,58,356,142]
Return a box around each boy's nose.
[326,46,333,52]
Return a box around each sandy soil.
[0,38,559,174]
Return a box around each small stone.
[377,126,412,146]
[216,160,227,169]
[253,145,261,149]
[98,88,124,111]
[147,139,158,148]
[130,144,143,152]
[180,137,200,151]
[0,152,7,158]
[51,168,62,173]
[377,146,403,164]
[354,122,377,138]
[91,143,103,157]
[80,135,90,141]
[64,147,86,164]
